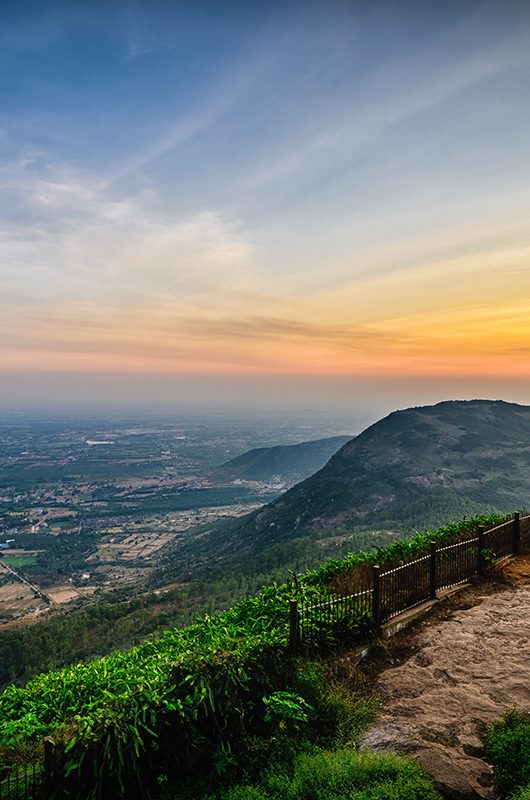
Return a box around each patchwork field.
[0,577,48,621]
[87,531,175,564]
[46,584,97,604]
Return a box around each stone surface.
[361,558,530,799]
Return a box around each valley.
[0,410,355,625]
[2,399,530,694]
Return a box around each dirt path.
[360,558,530,799]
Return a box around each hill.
[0,512,505,800]
[215,435,352,485]
[159,400,530,577]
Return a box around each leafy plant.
[263,691,311,730]
[483,710,530,795]
[0,512,514,798]
[512,785,530,800]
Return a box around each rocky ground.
[360,557,530,799]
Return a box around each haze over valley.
[0,409,355,626]
[2,398,529,659]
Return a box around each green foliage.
[513,785,530,800]
[218,787,269,800]
[483,710,530,795]
[262,691,311,730]
[482,546,496,565]
[294,657,377,748]
[0,512,511,797]
[286,749,441,800]
[215,749,441,800]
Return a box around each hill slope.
[160,400,530,576]
[215,435,352,485]
[242,399,530,536]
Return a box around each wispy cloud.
[3,1,530,402]
[0,160,256,306]
[236,23,530,196]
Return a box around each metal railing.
[0,766,42,800]
[3,513,528,796]
[292,513,528,649]
[380,554,431,620]
[437,536,479,590]
[295,587,373,648]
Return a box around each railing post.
[372,565,382,629]
[289,599,300,653]
[429,541,437,599]
[44,738,54,777]
[477,525,486,576]
[513,512,521,556]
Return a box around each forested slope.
[159,400,530,580]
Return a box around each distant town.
[0,410,352,625]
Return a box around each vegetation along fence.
[0,766,41,800]
[291,512,530,649]
[2,512,529,800]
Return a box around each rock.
[361,566,530,799]
[414,745,494,799]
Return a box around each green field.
[2,555,38,569]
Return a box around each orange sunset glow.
[2,1,530,414]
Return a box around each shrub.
[262,691,311,731]
[294,657,377,748]
[512,785,530,800]
[218,788,269,800]
[286,749,440,800]
[483,710,530,795]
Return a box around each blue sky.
[2,0,530,413]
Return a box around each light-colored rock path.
[361,558,530,799]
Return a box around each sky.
[2,0,530,417]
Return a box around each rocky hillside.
[215,435,352,486]
[230,399,530,541]
[159,400,530,577]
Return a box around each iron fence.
[520,514,530,550]
[297,587,372,648]
[293,513,529,649]
[0,766,42,800]
[380,554,430,620]
[484,519,516,560]
[437,537,479,590]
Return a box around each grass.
[205,749,441,800]
[2,556,38,569]
[513,788,530,800]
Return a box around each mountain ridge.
[157,400,530,579]
[215,435,352,485]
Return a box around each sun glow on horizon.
[2,1,530,410]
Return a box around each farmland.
[0,409,355,625]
